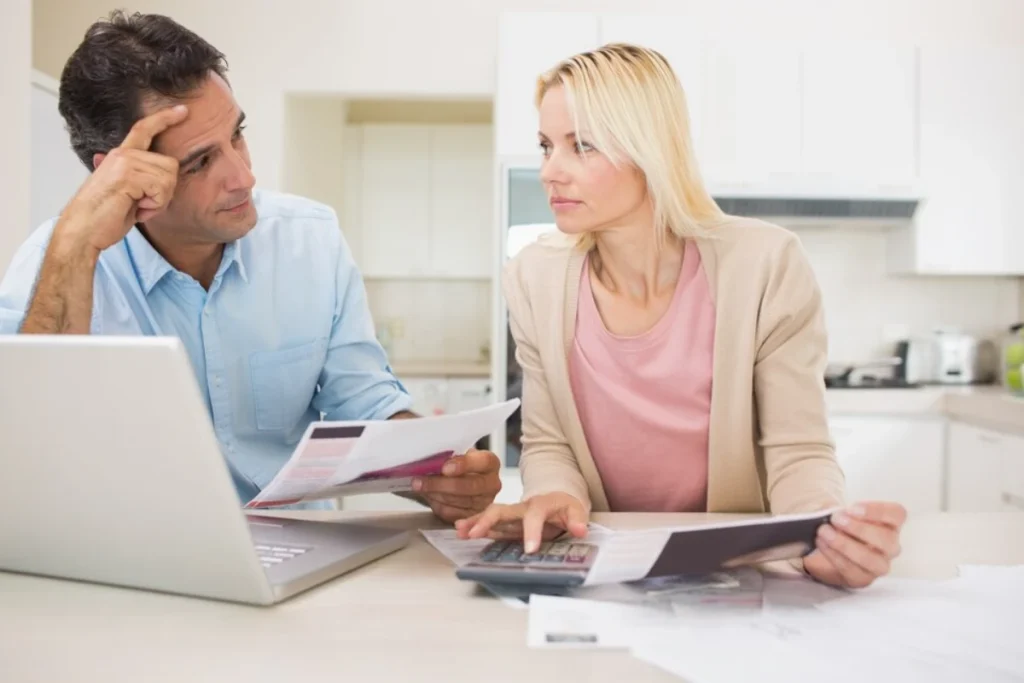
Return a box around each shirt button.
[214,376,223,387]
[227,443,235,453]
[203,310,210,317]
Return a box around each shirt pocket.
[249,338,328,432]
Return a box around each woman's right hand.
[453,492,590,553]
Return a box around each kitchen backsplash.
[365,279,491,364]
[797,228,1021,362]
[363,229,1020,368]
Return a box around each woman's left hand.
[803,501,907,589]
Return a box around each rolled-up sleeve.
[312,225,412,422]
[0,243,47,335]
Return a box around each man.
[0,10,501,521]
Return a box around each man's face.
[144,73,257,246]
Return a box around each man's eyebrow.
[178,111,246,167]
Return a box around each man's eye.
[188,156,210,174]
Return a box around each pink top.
[568,244,715,512]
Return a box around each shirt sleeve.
[0,242,47,335]
[312,223,413,422]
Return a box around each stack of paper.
[631,566,1024,682]
[524,565,1024,681]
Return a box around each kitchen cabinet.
[359,124,432,277]
[355,124,493,279]
[948,421,1024,512]
[428,125,492,279]
[702,42,803,183]
[598,15,708,162]
[889,44,1024,275]
[398,376,492,416]
[801,43,918,186]
[828,415,944,514]
[495,11,600,158]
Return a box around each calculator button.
[498,544,525,562]
[565,544,592,563]
[480,542,507,562]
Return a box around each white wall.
[33,0,1024,193]
[2,0,32,274]
[799,229,1020,361]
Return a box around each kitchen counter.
[390,360,491,378]
[827,385,1024,435]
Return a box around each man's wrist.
[388,410,419,420]
[50,221,101,267]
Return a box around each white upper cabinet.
[702,42,803,184]
[354,124,493,280]
[359,124,432,278]
[428,125,493,279]
[495,11,600,158]
[801,42,918,187]
[890,44,1024,275]
[598,15,709,163]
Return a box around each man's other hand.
[410,448,502,523]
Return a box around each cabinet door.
[829,416,944,514]
[359,125,431,277]
[446,378,493,414]
[913,45,1024,275]
[598,15,708,163]
[398,377,449,416]
[428,125,493,278]
[801,43,918,186]
[946,422,1006,512]
[496,12,600,158]
[702,42,802,183]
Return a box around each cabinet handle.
[1002,492,1024,510]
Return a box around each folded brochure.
[245,398,520,508]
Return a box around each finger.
[819,525,889,582]
[420,491,492,513]
[522,501,552,554]
[564,500,589,537]
[121,105,189,151]
[468,504,525,539]
[831,512,901,558]
[415,472,497,497]
[815,539,875,589]
[846,502,907,529]
[443,449,501,476]
[127,149,180,175]
[428,500,475,524]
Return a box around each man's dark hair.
[58,10,229,169]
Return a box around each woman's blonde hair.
[535,43,724,251]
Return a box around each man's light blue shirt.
[0,189,413,503]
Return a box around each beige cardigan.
[502,215,846,515]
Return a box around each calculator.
[454,539,599,587]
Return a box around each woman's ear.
[92,152,107,171]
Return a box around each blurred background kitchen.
[5,0,1023,513]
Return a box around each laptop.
[0,335,409,605]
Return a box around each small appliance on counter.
[894,328,998,385]
[825,358,916,389]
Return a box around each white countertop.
[828,385,1024,434]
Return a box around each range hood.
[707,176,922,229]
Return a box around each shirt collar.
[125,227,249,295]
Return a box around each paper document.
[527,595,675,649]
[633,569,1024,683]
[584,509,835,586]
[245,399,519,508]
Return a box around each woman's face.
[538,85,649,236]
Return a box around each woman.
[456,43,905,589]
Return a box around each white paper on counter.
[527,594,675,649]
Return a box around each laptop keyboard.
[254,544,312,569]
